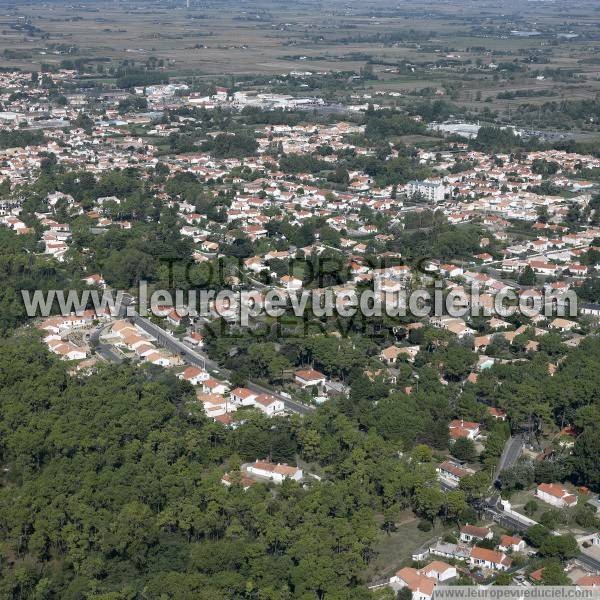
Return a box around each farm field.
[1,0,599,116]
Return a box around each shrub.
[417,520,433,532]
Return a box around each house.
[245,460,303,483]
[134,343,155,358]
[213,413,237,427]
[469,547,511,571]
[437,461,474,486]
[380,345,421,364]
[280,275,303,291]
[474,335,492,352]
[122,333,148,350]
[295,369,326,389]
[581,302,600,317]
[428,541,471,562]
[221,472,255,491]
[397,345,421,363]
[529,568,545,583]
[389,567,436,600]
[82,273,106,288]
[144,352,174,367]
[449,419,480,440]
[536,483,577,508]
[430,316,475,339]
[466,372,478,384]
[254,394,284,416]
[183,331,204,347]
[440,264,464,278]
[166,309,188,328]
[499,534,526,553]
[230,387,258,407]
[529,260,558,276]
[199,392,236,419]
[178,366,208,386]
[420,561,457,582]
[201,240,219,253]
[380,345,404,365]
[489,317,511,330]
[487,407,507,421]
[47,340,88,361]
[550,318,577,332]
[203,378,229,396]
[567,263,588,277]
[577,575,600,587]
[244,256,266,273]
[39,312,95,334]
[460,524,493,543]
[475,252,493,263]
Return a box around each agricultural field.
[1,0,599,118]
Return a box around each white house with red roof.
[178,366,209,386]
[245,460,303,483]
[198,392,236,419]
[166,308,188,327]
[529,260,559,276]
[420,561,457,582]
[437,461,474,487]
[183,331,204,347]
[449,419,480,441]
[577,575,600,587]
[499,534,526,553]
[221,472,255,491]
[488,407,507,421]
[536,483,578,508]
[230,387,258,407]
[460,524,493,543]
[254,394,284,416]
[295,369,327,388]
[203,378,229,396]
[47,339,87,361]
[82,273,106,288]
[389,566,438,600]
[279,275,303,291]
[469,547,511,571]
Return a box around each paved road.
[485,505,532,532]
[96,344,124,364]
[90,324,124,364]
[494,434,524,484]
[470,244,590,273]
[483,490,538,532]
[94,291,316,416]
[132,314,223,372]
[246,381,315,416]
[576,552,600,572]
[127,309,315,416]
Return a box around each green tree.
[413,486,444,521]
[450,438,477,463]
[518,265,536,286]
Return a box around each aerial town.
[1,0,600,598]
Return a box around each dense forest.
[2,324,600,597]
[0,335,465,599]
[0,228,82,334]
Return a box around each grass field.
[365,511,448,582]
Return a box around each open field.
[365,513,448,582]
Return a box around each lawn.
[364,511,448,582]
[504,486,598,534]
